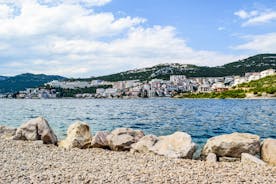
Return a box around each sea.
[0,98,275,151]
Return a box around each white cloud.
[0,0,242,77]
[234,10,258,19]
[234,33,276,53]
[243,12,276,26]
[0,4,13,19]
[0,0,111,7]
[235,9,276,26]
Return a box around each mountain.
[1,54,275,93]
[0,73,65,93]
[87,54,276,82]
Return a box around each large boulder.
[150,132,196,159]
[13,117,57,144]
[107,128,145,151]
[201,132,260,158]
[131,134,159,153]
[59,121,92,149]
[0,125,16,139]
[91,131,110,149]
[261,138,276,166]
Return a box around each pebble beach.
[0,139,275,184]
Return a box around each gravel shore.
[0,139,275,184]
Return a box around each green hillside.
[81,54,276,82]
[237,75,276,94]
[0,73,65,93]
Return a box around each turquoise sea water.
[0,99,275,147]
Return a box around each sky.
[0,0,276,77]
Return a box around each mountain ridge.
[0,54,275,93]
[86,53,276,82]
[0,73,65,93]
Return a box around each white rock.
[150,132,196,159]
[107,128,144,151]
[13,117,57,144]
[206,153,217,163]
[91,131,110,149]
[261,138,276,166]
[59,121,92,149]
[131,134,159,153]
[241,153,266,166]
[201,132,260,158]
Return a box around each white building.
[113,81,125,90]
[96,88,105,94]
[149,79,164,89]
[260,69,275,78]
[91,80,103,86]
[197,84,212,93]
[247,73,261,82]
[125,80,141,89]
[46,80,91,89]
[170,75,187,85]
[233,76,247,86]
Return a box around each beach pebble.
[1,139,275,183]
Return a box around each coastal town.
[1,68,275,99]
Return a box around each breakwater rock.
[201,132,260,158]
[1,117,275,166]
[261,139,276,166]
[13,117,57,144]
[59,121,92,149]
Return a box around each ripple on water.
[0,99,275,145]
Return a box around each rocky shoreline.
[0,117,276,183]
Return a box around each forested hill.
[0,73,65,93]
[0,54,275,93]
[86,54,276,82]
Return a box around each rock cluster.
[1,117,275,167]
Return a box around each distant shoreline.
[0,97,276,100]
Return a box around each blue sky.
[0,0,275,77]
